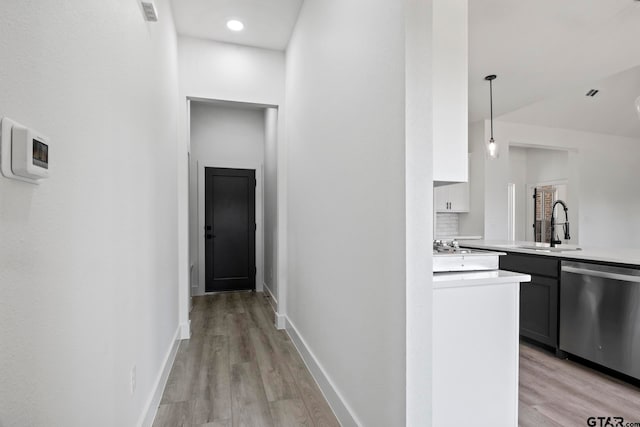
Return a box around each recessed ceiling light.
[226,20,244,32]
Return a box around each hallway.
[153,292,340,427]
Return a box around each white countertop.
[435,235,483,240]
[433,270,531,289]
[458,240,640,267]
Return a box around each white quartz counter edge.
[435,235,483,240]
[433,270,531,290]
[458,240,640,266]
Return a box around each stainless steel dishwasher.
[560,261,640,380]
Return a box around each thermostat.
[0,117,50,184]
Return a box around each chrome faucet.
[550,199,570,247]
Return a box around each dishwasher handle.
[562,266,640,283]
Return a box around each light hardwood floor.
[154,293,640,427]
[153,292,340,427]
[519,342,640,426]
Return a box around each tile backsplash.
[435,213,459,237]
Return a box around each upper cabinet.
[433,0,468,183]
[434,154,471,213]
[434,181,469,213]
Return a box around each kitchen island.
[458,240,640,383]
[433,269,530,426]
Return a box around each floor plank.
[269,399,313,427]
[196,421,232,427]
[230,362,274,427]
[153,401,192,427]
[287,363,340,427]
[249,327,298,402]
[227,313,254,365]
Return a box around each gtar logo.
[587,417,624,427]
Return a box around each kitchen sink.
[516,245,582,252]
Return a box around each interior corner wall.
[0,1,180,426]
[264,108,279,301]
[176,36,285,319]
[189,103,266,296]
[284,0,406,425]
[484,121,640,248]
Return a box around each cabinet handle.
[562,266,640,283]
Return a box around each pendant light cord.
[485,75,497,141]
[489,78,494,140]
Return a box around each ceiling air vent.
[586,89,599,97]
[141,2,158,22]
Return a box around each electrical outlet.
[131,365,137,394]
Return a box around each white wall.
[264,108,278,300]
[525,148,569,184]
[406,0,435,424]
[178,37,286,107]
[475,120,640,248]
[459,121,485,236]
[509,147,528,240]
[189,102,266,296]
[284,0,408,425]
[0,1,180,426]
[176,36,286,325]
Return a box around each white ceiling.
[170,0,303,51]
[469,0,640,138]
[499,65,640,138]
[169,0,640,138]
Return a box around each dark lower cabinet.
[500,252,560,349]
[519,275,557,346]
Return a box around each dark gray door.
[205,167,256,292]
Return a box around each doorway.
[204,167,256,292]
[508,145,573,242]
[526,181,567,243]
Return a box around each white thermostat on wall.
[0,117,50,184]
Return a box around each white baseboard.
[275,313,286,330]
[263,283,286,330]
[137,325,181,427]
[179,320,190,340]
[263,282,278,311]
[285,317,360,427]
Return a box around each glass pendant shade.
[636,96,640,120]
[486,137,499,159]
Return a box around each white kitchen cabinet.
[432,0,468,183]
[433,271,528,426]
[434,181,469,212]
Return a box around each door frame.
[180,97,287,339]
[197,160,264,295]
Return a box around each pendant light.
[485,74,499,159]
[635,95,640,120]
